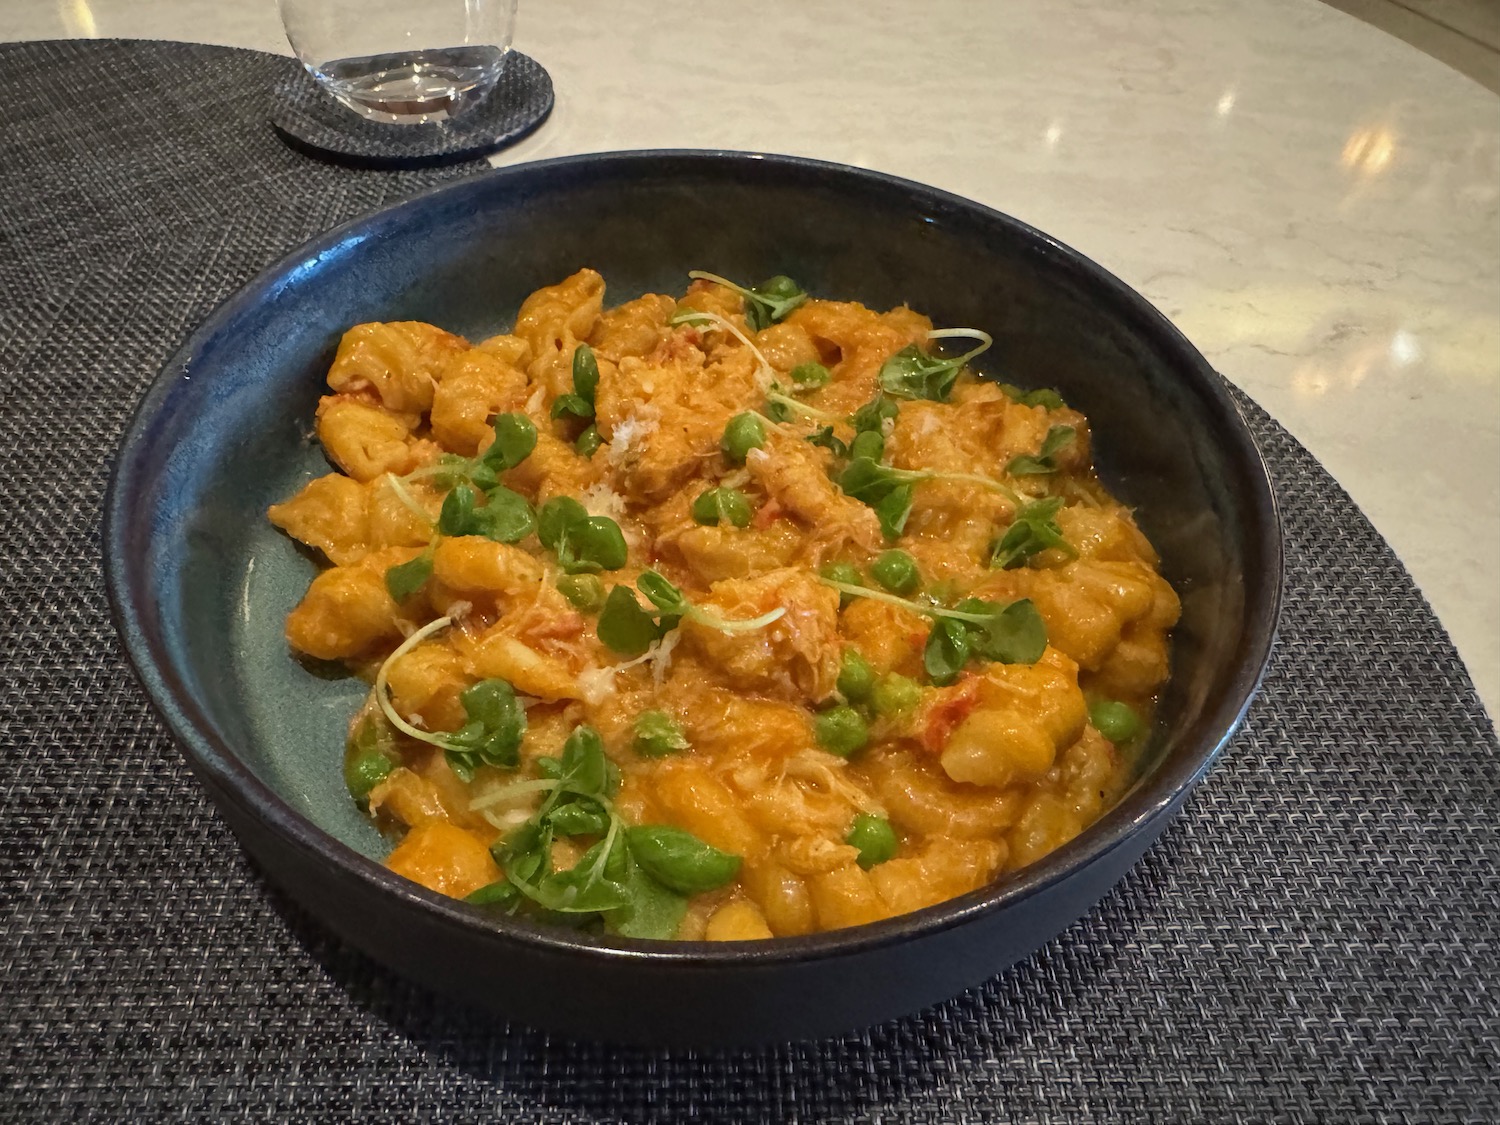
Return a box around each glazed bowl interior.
[108,151,1279,966]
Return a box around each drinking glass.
[279,0,519,125]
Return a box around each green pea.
[722,412,766,463]
[343,748,392,803]
[845,814,898,869]
[837,649,876,703]
[633,710,690,758]
[819,561,863,609]
[557,573,606,613]
[871,673,921,719]
[871,549,920,595]
[575,424,602,457]
[790,361,831,388]
[1090,699,1142,743]
[849,429,885,462]
[716,488,752,527]
[815,704,869,758]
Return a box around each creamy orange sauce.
[269,270,1179,940]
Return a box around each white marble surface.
[7,0,1499,724]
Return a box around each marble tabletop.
[5,0,1497,725]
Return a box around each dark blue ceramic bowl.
[104,151,1281,1046]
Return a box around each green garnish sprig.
[838,455,1020,540]
[1000,383,1065,410]
[990,496,1076,569]
[372,616,527,782]
[409,411,538,493]
[381,412,540,601]
[550,343,600,424]
[1006,424,1077,476]
[877,328,993,402]
[818,579,1048,683]
[595,570,787,657]
[686,270,808,331]
[537,497,629,574]
[468,725,740,937]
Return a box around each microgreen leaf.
[877,330,992,402]
[636,569,786,636]
[1006,425,1077,476]
[923,618,972,686]
[597,586,662,657]
[851,394,898,434]
[538,496,627,572]
[384,551,434,602]
[790,361,831,388]
[838,452,1018,540]
[604,854,689,940]
[474,486,536,543]
[816,580,1049,668]
[439,483,535,543]
[625,825,742,894]
[442,678,527,782]
[990,497,1073,569]
[551,393,593,421]
[1000,382,1066,410]
[480,412,538,471]
[688,270,808,332]
[957,597,1049,664]
[806,426,849,458]
[636,571,693,618]
[633,710,690,757]
[572,343,600,403]
[538,496,589,550]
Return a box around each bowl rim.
[103,148,1283,966]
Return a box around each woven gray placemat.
[2,38,1497,1124]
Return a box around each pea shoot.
[722,412,766,463]
[846,814,898,869]
[815,704,869,758]
[385,551,435,602]
[1006,425,1077,476]
[595,586,664,658]
[1000,382,1066,410]
[344,713,396,804]
[470,723,741,939]
[692,486,753,528]
[371,617,527,782]
[439,482,535,543]
[838,454,1018,540]
[877,328,993,402]
[594,570,788,657]
[990,497,1074,569]
[624,825,742,894]
[851,394,899,434]
[818,578,1049,674]
[806,425,848,457]
[537,496,629,573]
[871,549,921,595]
[790,361,830,388]
[550,343,601,424]
[687,270,808,331]
[633,710,690,758]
